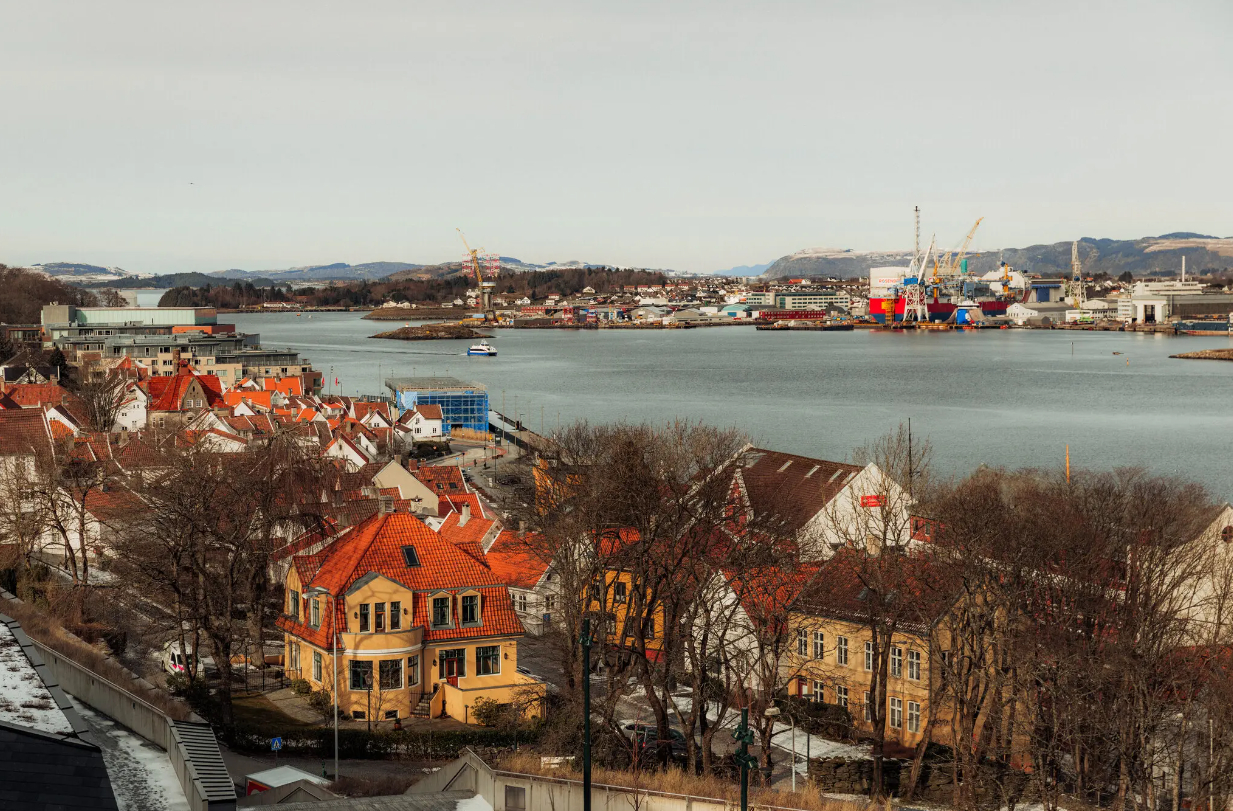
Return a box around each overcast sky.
[1,1,1230,275]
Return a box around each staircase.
[411,694,432,718]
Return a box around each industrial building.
[385,376,489,432]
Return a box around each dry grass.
[495,753,870,811]
[0,592,193,721]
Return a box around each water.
[228,312,1233,489]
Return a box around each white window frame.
[907,700,921,733]
[864,640,874,671]
[813,631,824,661]
[812,680,825,702]
[890,646,903,678]
[836,635,848,666]
[908,649,921,681]
[312,650,322,682]
[835,684,848,709]
[797,628,808,656]
[889,697,903,729]
[863,691,872,722]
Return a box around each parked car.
[621,722,689,764]
[161,640,194,675]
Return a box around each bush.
[782,696,854,741]
[290,678,312,696]
[306,689,335,720]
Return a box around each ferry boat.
[467,340,497,356]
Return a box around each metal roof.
[385,377,485,392]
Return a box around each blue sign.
[271,737,283,752]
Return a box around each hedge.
[224,725,539,760]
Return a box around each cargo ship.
[1173,319,1232,336]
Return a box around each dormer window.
[432,596,452,628]
[401,546,420,567]
[461,594,480,625]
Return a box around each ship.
[467,340,498,356]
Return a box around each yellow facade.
[282,563,543,724]
[784,610,938,749]
[588,569,667,656]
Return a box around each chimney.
[459,502,471,527]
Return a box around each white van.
[162,640,194,675]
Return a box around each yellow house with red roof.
[277,510,544,724]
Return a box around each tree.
[75,371,129,433]
[1118,271,1134,284]
[97,288,128,307]
[47,348,70,382]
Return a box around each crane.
[932,217,984,280]
[457,228,496,321]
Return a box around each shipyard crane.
[932,217,984,281]
[457,228,496,321]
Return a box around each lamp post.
[580,618,592,811]
[306,587,339,780]
[732,708,756,811]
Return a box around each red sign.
[860,495,885,508]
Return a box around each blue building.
[385,376,489,433]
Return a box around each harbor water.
[230,311,1233,490]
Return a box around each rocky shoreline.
[371,323,490,341]
[1170,349,1233,361]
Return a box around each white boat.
[467,340,497,356]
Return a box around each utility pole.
[581,619,592,811]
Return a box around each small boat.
[467,340,497,357]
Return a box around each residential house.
[399,404,446,441]
[143,364,225,430]
[370,459,439,517]
[276,511,544,723]
[323,434,373,472]
[485,531,559,636]
[113,382,149,432]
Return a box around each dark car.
[621,722,689,763]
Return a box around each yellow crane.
[457,228,496,321]
[932,217,984,280]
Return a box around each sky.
[1,0,1231,275]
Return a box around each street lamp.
[306,586,340,781]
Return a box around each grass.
[495,752,871,811]
[232,692,319,731]
[0,591,193,721]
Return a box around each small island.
[371,323,491,341]
[1170,349,1233,362]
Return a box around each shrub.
[470,696,503,727]
[290,678,312,696]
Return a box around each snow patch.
[0,622,73,736]
[69,696,190,811]
[456,794,496,811]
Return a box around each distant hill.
[211,261,424,282]
[762,235,1233,280]
[29,262,143,285]
[713,261,773,276]
[92,272,281,289]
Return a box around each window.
[889,697,903,729]
[864,641,874,671]
[836,636,849,666]
[375,603,385,633]
[359,603,371,633]
[477,645,501,675]
[516,593,528,613]
[835,684,848,709]
[311,598,321,629]
[353,710,366,720]
[505,786,527,811]
[438,648,466,678]
[907,649,921,681]
[379,659,402,690]
[588,581,601,602]
[288,589,300,621]
[290,643,300,672]
[545,595,556,611]
[350,660,373,690]
[812,680,825,702]
[613,582,627,604]
[863,691,872,722]
[797,628,808,656]
[890,646,903,678]
[390,601,401,631]
[312,651,322,682]
[813,631,825,660]
[432,596,452,627]
[907,700,921,733]
[385,710,398,720]
[401,546,421,567]
[645,613,655,639]
[407,655,420,686]
[461,594,480,625]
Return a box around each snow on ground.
[69,696,190,811]
[0,622,73,735]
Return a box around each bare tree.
[75,370,129,433]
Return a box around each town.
[0,289,1231,811]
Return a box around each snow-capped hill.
[28,263,147,284]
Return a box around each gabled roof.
[439,493,485,519]
[734,448,863,531]
[263,377,304,396]
[412,466,466,494]
[223,390,274,411]
[353,401,391,422]
[437,510,497,548]
[2,383,83,412]
[485,531,551,589]
[145,367,224,412]
[0,408,53,455]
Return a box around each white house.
[398,404,446,440]
[113,383,149,432]
[322,434,372,471]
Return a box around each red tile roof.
[412,404,442,421]
[223,390,274,410]
[439,493,485,518]
[277,512,524,650]
[353,401,391,422]
[145,367,224,412]
[263,377,303,396]
[0,408,52,455]
[413,466,466,494]
[2,383,83,412]
[486,531,551,589]
[437,511,497,548]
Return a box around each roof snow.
[0,622,74,736]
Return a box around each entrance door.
[439,649,465,686]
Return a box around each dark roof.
[0,725,119,810]
[735,448,862,531]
